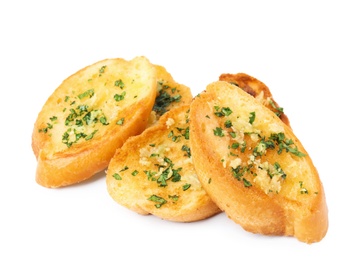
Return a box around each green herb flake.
[148,195,167,208]
[116,118,125,125]
[152,88,183,116]
[269,132,306,157]
[242,178,252,187]
[168,195,179,202]
[215,106,233,117]
[99,116,109,125]
[224,120,233,128]
[120,166,129,172]
[85,130,98,140]
[114,91,126,101]
[181,145,191,158]
[78,89,94,100]
[213,127,224,137]
[269,99,284,117]
[99,65,106,76]
[131,170,139,176]
[112,173,122,180]
[274,162,287,179]
[114,79,125,89]
[182,183,191,191]
[144,170,157,181]
[249,111,256,124]
[299,181,309,194]
[231,142,240,149]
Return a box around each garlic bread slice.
[106,105,221,222]
[189,81,328,243]
[32,56,157,188]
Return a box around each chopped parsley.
[152,83,182,116]
[231,165,253,187]
[269,132,306,157]
[148,195,167,208]
[249,111,256,124]
[214,106,233,117]
[38,116,58,133]
[58,103,109,147]
[181,145,191,157]
[182,183,191,191]
[168,195,179,202]
[116,118,125,125]
[112,173,122,180]
[269,99,284,117]
[78,89,94,100]
[299,181,309,194]
[114,79,125,89]
[85,130,98,140]
[99,65,106,76]
[114,91,126,101]
[224,120,233,128]
[213,127,224,137]
[131,170,139,176]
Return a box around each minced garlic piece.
[268,122,284,134]
[254,161,284,194]
[229,158,242,169]
[139,157,151,166]
[166,117,175,128]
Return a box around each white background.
[1,1,360,259]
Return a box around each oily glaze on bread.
[32,56,157,188]
[189,81,328,243]
[106,105,221,222]
[219,73,290,127]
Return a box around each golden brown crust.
[106,105,221,222]
[189,81,328,243]
[32,57,157,188]
[219,73,290,127]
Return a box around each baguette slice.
[219,73,290,127]
[147,64,193,127]
[32,56,157,188]
[189,81,328,243]
[106,105,221,222]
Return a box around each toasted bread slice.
[106,105,221,222]
[147,64,193,127]
[189,81,328,243]
[219,73,290,127]
[32,56,157,188]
